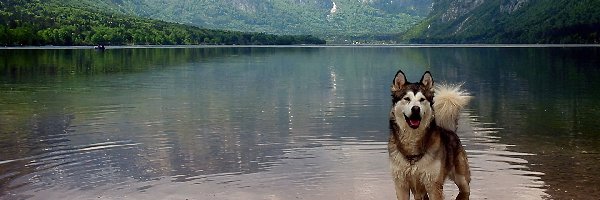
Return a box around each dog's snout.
[411,106,420,114]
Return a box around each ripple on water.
[2,110,550,200]
[0,139,142,196]
[453,110,548,200]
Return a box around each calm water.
[1,46,599,200]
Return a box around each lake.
[1,46,599,200]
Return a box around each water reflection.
[454,110,547,199]
[1,109,548,199]
[1,46,599,199]
[428,47,600,199]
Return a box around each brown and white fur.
[388,70,471,200]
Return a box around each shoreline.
[1,44,600,50]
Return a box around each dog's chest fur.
[388,126,445,182]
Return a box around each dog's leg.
[413,184,429,200]
[453,174,470,200]
[456,191,469,200]
[453,151,471,200]
[393,178,410,200]
[423,182,443,200]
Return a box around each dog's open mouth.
[404,114,421,129]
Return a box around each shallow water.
[1,46,599,199]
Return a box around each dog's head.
[391,70,434,130]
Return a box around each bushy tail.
[433,84,471,132]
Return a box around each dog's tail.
[433,84,471,132]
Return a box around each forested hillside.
[0,0,325,46]
[4,0,595,45]
[401,0,600,44]
[61,0,432,42]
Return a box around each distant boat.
[94,45,105,51]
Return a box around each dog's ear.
[392,70,407,91]
[420,71,434,90]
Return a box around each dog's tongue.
[409,119,421,127]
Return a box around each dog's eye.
[419,98,426,102]
[403,97,410,101]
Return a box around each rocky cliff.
[403,0,599,44]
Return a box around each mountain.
[401,0,600,43]
[0,0,325,46]
[6,0,595,45]
[62,0,433,42]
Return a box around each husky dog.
[388,70,471,200]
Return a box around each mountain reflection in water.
[2,46,600,199]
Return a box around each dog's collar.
[405,154,424,165]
